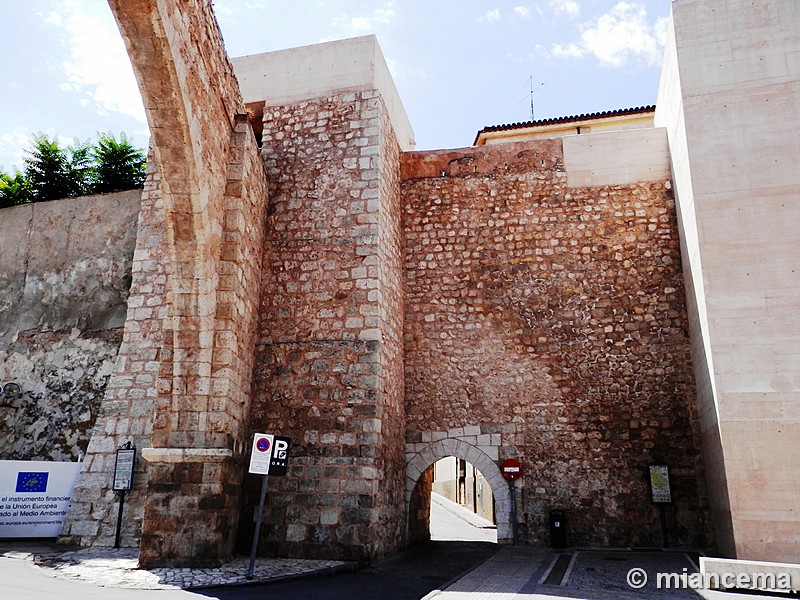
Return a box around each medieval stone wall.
[248,89,406,561]
[62,0,272,566]
[60,164,168,547]
[0,191,140,463]
[401,141,710,548]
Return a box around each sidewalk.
[430,492,497,543]
[427,547,793,600]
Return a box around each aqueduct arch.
[406,438,512,544]
[60,0,269,566]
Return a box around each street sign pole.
[509,479,518,546]
[247,472,269,580]
[245,432,291,581]
[112,441,135,549]
[501,458,523,547]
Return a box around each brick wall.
[401,141,710,548]
[249,90,406,561]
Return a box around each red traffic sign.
[501,458,522,481]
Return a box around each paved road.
[193,540,499,600]
[430,492,497,543]
[193,493,500,599]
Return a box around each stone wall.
[60,163,168,548]
[92,0,271,566]
[248,89,406,561]
[0,191,141,462]
[401,140,710,548]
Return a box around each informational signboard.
[269,436,291,477]
[249,433,274,475]
[0,460,82,538]
[649,464,672,503]
[113,447,136,491]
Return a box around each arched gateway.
[53,0,710,568]
[406,438,512,543]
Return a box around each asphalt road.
[192,540,500,600]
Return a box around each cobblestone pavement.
[1,543,350,590]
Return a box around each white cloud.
[333,1,396,34]
[45,1,145,122]
[478,8,502,22]
[549,1,665,68]
[0,129,34,173]
[551,42,585,60]
[549,0,580,19]
[514,6,532,19]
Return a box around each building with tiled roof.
[474,105,655,145]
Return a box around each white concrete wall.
[232,35,415,151]
[657,0,800,562]
[654,10,734,559]
[563,127,671,188]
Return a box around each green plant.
[91,132,146,193]
[68,138,96,194]
[0,132,147,208]
[0,171,31,208]
[24,135,87,201]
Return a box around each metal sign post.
[247,472,269,580]
[649,464,672,548]
[246,433,291,581]
[501,459,523,546]
[112,441,135,548]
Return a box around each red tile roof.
[473,105,656,145]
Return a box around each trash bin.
[550,509,566,549]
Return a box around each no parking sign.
[248,434,274,475]
[248,433,291,476]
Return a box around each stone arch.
[68,0,270,567]
[406,438,512,543]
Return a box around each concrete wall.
[563,127,671,188]
[0,191,140,344]
[232,35,415,152]
[0,191,140,462]
[401,138,710,548]
[656,0,800,561]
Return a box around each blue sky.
[0,0,672,172]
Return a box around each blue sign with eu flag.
[15,472,48,493]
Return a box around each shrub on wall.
[0,132,147,207]
[24,135,89,201]
[0,171,31,209]
[92,133,146,193]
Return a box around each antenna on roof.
[529,76,545,121]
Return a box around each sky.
[0,0,673,173]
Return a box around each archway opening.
[430,457,497,543]
[406,437,512,546]
[408,456,498,545]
